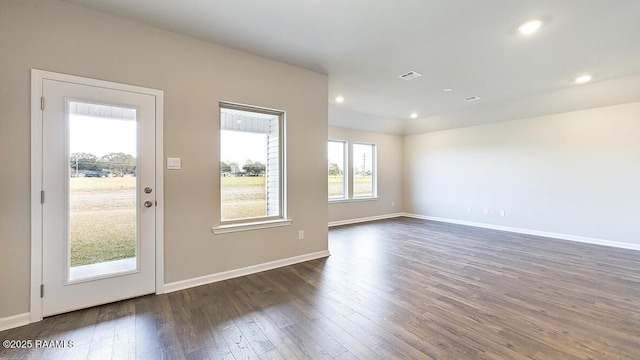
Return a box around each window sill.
[329,197,379,204]
[212,218,293,234]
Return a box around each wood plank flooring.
[2,218,639,359]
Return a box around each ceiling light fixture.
[518,19,542,35]
[574,75,592,84]
[443,88,454,92]
[335,96,344,103]
[410,113,418,119]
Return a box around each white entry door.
[37,73,159,316]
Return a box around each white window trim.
[212,218,292,234]
[327,140,379,202]
[218,102,286,228]
[329,197,379,204]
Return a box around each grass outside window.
[70,177,136,267]
[221,176,267,220]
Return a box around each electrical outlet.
[500,210,506,217]
[392,201,395,207]
[483,208,489,215]
[298,230,304,240]
[467,206,472,213]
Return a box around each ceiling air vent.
[463,96,482,102]
[399,71,422,80]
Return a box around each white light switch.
[167,157,181,170]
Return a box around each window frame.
[328,139,348,201]
[217,102,287,228]
[327,140,378,202]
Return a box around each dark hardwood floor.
[2,218,639,359]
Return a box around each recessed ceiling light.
[443,88,454,92]
[518,19,542,35]
[575,75,592,84]
[335,96,344,103]
[410,113,418,119]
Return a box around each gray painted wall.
[0,0,328,319]
[2,0,638,324]
[328,127,403,223]
[404,102,640,245]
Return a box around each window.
[327,140,377,201]
[328,140,346,200]
[353,143,375,198]
[220,103,284,224]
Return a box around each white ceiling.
[65,0,640,135]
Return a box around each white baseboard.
[163,250,331,293]
[402,213,640,251]
[328,213,403,227]
[0,312,30,332]
[2,252,331,330]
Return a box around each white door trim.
[30,69,164,323]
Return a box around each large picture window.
[220,103,284,223]
[328,140,346,200]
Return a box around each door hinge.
[40,284,44,298]
[41,190,45,204]
[41,96,45,111]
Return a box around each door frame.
[30,69,164,322]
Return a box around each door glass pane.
[68,101,138,281]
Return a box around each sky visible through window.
[220,130,267,165]
[70,114,136,156]
[353,144,372,174]
[328,141,344,167]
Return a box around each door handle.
[144,187,153,194]
[144,201,154,208]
